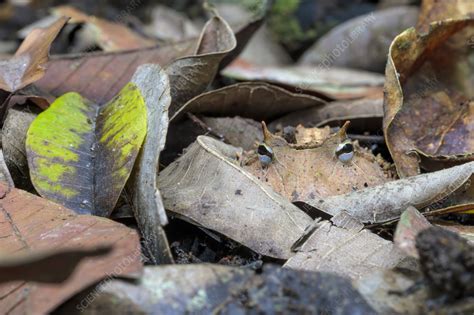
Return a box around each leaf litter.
[0,1,473,314]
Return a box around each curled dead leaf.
[384,18,474,177]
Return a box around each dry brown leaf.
[36,16,237,107]
[0,16,67,92]
[384,18,474,177]
[171,82,325,122]
[0,183,142,314]
[417,0,474,32]
[242,122,390,202]
[53,5,156,51]
[284,221,409,281]
[158,136,313,259]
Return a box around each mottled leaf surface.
[26,84,147,216]
[0,183,142,315]
[384,18,474,177]
[243,123,390,202]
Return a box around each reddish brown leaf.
[0,17,68,92]
[53,6,156,51]
[0,247,111,283]
[0,183,142,314]
[37,16,236,107]
[417,0,474,32]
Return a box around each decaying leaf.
[384,18,474,177]
[0,16,67,92]
[417,0,474,32]
[356,269,427,315]
[0,183,142,314]
[242,122,390,202]
[125,64,173,264]
[299,6,419,72]
[285,221,409,281]
[308,162,474,223]
[2,105,39,190]
[158,136,313,259]
[394,206,431,258]
[0,247,111,283]
[53,5,156,51]
[57,264,376,315]
[222,60,385,100]
[26,82,147,216]
[37,16,237,107]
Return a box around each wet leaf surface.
[0,183,142,314]
[384,17,474,177]
[26,81,147,216]
[158,136,313,259]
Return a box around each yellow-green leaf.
[26,83,147,216]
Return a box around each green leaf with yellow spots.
[25,83,147,216]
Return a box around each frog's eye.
[335,139,354,163]
[257,143,273,167]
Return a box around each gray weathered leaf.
[221,62,384,100]
[309,162,474,223]
[2,105,39,190]
[284,221,409,280]
[298,6,419,72]
[158,136,313,259]
[0,150,13,187]
[125,64,173,264]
